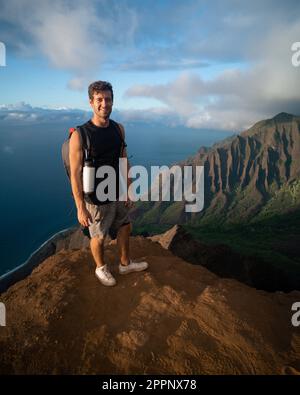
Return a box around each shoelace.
[102,266,113,279]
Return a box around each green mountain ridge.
[131,113,300,284]
[131,112,300,228]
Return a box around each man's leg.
[86,202,117,286]
[91,235,116,286]
[117,222,149,274]
[114,203,148,274]
[117,223,132,266]
[90,235,106,268]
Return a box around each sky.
[0,0,300,130]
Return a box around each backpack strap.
[110,119,127,157]
[69,126,91,160]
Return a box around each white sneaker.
[95,265,116,286]
[119,260,149,275]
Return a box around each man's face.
[90,90,113,119]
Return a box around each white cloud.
[125,18,300,131]
[0,102,91,123]
[0,102,33,111]
[115,107,182,127]
[0,102,184,128]
[1,0,299,128]
[0,0,138,89]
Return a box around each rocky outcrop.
[0,227,91,294]
[0,236,299,374]
[149,225,300,292]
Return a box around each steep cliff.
[132,113,300,226]
[0,236,299,374]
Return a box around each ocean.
[0,119,233,275]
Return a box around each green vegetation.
[132,223,170,236]
[160,201,183,223]
[256,179,300,220]
[183,210,300,270]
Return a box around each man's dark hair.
[88,80,114,102]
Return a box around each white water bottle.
[83,160,95,194]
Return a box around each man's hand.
[77,205,93,227]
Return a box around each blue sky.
[0,0,300,130]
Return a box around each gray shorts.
[85,201,131,239]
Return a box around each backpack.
[62,120,127,180]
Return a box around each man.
[69,80,148,286]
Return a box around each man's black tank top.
[80,118,123,205]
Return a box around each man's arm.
[69,130,92,227]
